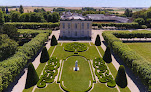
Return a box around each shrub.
[115,65,127,88]
[25,63,39,89]
[37,79,46,88]
[141,25,147,29]
[103,46,112,63]
[51,35,58,46]
[95,35,101,46]
[40,47,49,63]
[107,80,116,87]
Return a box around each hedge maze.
[93,57,116,88]
[37,57,60,88]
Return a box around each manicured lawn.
[126,42,151,63]
[35,83,62,92]
[48,46,55,56]
[91,83,118,92]
[61,56,92,91]
[52,43,100,60]
[97,46,105,56]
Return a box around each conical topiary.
[25,63,39,89]
[115,65,127,88]
[103,46,112,63]
[51,35,58,46]
[40,47,49,63]
[95,35,101,46]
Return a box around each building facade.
[60,15,92,39]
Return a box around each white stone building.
[60,14,92,39]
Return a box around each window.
[68,23,70,29]
[68,30,70,35]
[63,23,65,29]
[75,31,77,36]
[75,23,77,29]
[87,23,89,29]
[82,31,84,36]
[82,23,84,29]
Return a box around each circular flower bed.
[64,42,87,52]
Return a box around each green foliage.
[37,57,59,88]
[25,63,39,89]
[134,18,145,25]
[0,10,5,24]
[19,5,24,14]
[0,33,49,91]
[4,22,59,29]
[92,23,139,29]
[4,14,10,22]
[40,47,49,63]
[95,35,101,46]
[102,31,151,90]
[103,46,112,63]
[0,34,18,61]
[51,12,60,23]
[124,9,133,17]
[20,13,30,22]
[10,12,20,22]
[51,35,58,46]
[93,57,116,88]
[0,24,19,39]
[64,42,87,52]
[115,65,127,88]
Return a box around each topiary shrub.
[25,63,39,89]
[115,65,127,88]
[95,35,101,46]
[40,47,49,63]
[51,35,58,46]
[103,46,112,63]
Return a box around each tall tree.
[11,11,20,22]
[0,10,5,24]
[95,34,101,46]
[51,35,58,46]
[6,7,9,14]
[25,63,39,89]
[40,47,49,63]
[124,9,133,17]
[51,12,60,23]
[103,46,112,63]
[19,5,24,14]
[115,65,127,88]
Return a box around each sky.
[0,0,150,7]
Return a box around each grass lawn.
[126,42,151,63]
[18,29,51,34]
[52,43,100,60]
[61,56,92,91]
[34,83,62,92]
[91,83,118,92]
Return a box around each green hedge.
[92,23,139,29]
[102,31,151,90]
[93,57,116,88]
[0,33,49,91]
[4,22,60,29]
[0,34,18,61]
[37,57,60,88]
[64,42,87,52]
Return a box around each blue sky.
[0,0,150,7]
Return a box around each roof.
[87,14,130,23]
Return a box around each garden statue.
[74,60,79,71]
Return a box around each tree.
[1,24,19,40]
[115,65,127,88]
[134,18,145,25]
[124,9,133,17]
[10,12,20,22]
[20,13,30,22]
[0,10,5,24]
[103,46,112,63]
[1,7,5,11]
[51,35,58,46]
[4,14,10,22]
[95,35,101,46]
[47,13,52,22]
[40,47,49,63]
[25,63,39,89]
[6,7,9,14]
[19,5,24,14]
[51,12,60,23]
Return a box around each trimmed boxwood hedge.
[4,22,60,29]
[64,42,87,52]
[37,57,60,88]
[102,31,151,90]
[93,57,116,88]
[0,33,49,91]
